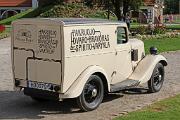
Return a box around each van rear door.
[12,20,62,88]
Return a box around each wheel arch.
[93,72,108,94]
[60,65,110,99]
[159,60,168,66]
[129,54,167,84]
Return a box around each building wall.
[32,0,38,8]
[138,0,164,24]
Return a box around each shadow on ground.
[122,87,150,95]
[0,91,80,119]
[0,88,148,119]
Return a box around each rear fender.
[129,55,167,84]
[60,65,110,98]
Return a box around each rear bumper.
[14,79,61,93]
[14,79,80,100]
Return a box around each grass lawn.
[166,24,180,29]
[144,37,180,54]
[114,94,180,120]
[131,24,180,30]
[131,24,147,29]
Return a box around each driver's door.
[111,27,133,84]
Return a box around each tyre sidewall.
[77,75,104,111]
[148,63,165,93]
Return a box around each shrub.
[38,0,63,7]
[154,26,166,34]
[0,32,9,39]
[136,25,148,35]
[40,3,109,19]
[0,25,5,33]
[131,18,137,23]
[136,24,167,35]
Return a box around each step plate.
[110,79,140,92]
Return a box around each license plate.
[27,81,53,91]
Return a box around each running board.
[110,79,140,92]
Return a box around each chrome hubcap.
[92,89,97,97]
[158,75,162,81]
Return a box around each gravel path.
[0,37,180,120]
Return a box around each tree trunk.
[112,0,123,21]
[123,0,129,17]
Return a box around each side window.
[117,27,128,44]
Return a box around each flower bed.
[0,24,9,40]
[134,25,167,35]
[136,32,180,40]
[0,24,5,33]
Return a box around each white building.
[139,0,164,24]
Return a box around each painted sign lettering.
[16,29,33,43]
[70,28,110,52]
[38,29,58,54]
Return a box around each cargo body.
[12,18,167,111]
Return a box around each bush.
[136,25,148,35]
[131,18,137,23]
[136,25,167,35]
[38,0,63,7]
[154,26,166,34]
[40,3,109,19]
[0,32,9,39]
[0,25,5,33]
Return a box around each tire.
[148,63,165,93]
[77,75,104,111]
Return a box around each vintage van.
[12,18,167,111]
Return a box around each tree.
[164,0,179,14]
[111,0,123,20]
[123,0,142,16]
[110,0,142,20]
[37,0,63,7]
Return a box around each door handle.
[115,51,118,55]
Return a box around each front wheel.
[148,63,165,93]
[77,75,104,111]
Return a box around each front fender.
[60,65,110,99]
[129,54,167,84]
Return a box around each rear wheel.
[77,75,104,111]
[148,63,165,93]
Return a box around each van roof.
[14,18,126,26]
[45,18,125,25]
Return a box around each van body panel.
[62,25,116,92]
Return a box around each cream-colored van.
[12,18,167,111]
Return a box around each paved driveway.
[0,37,180,120]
